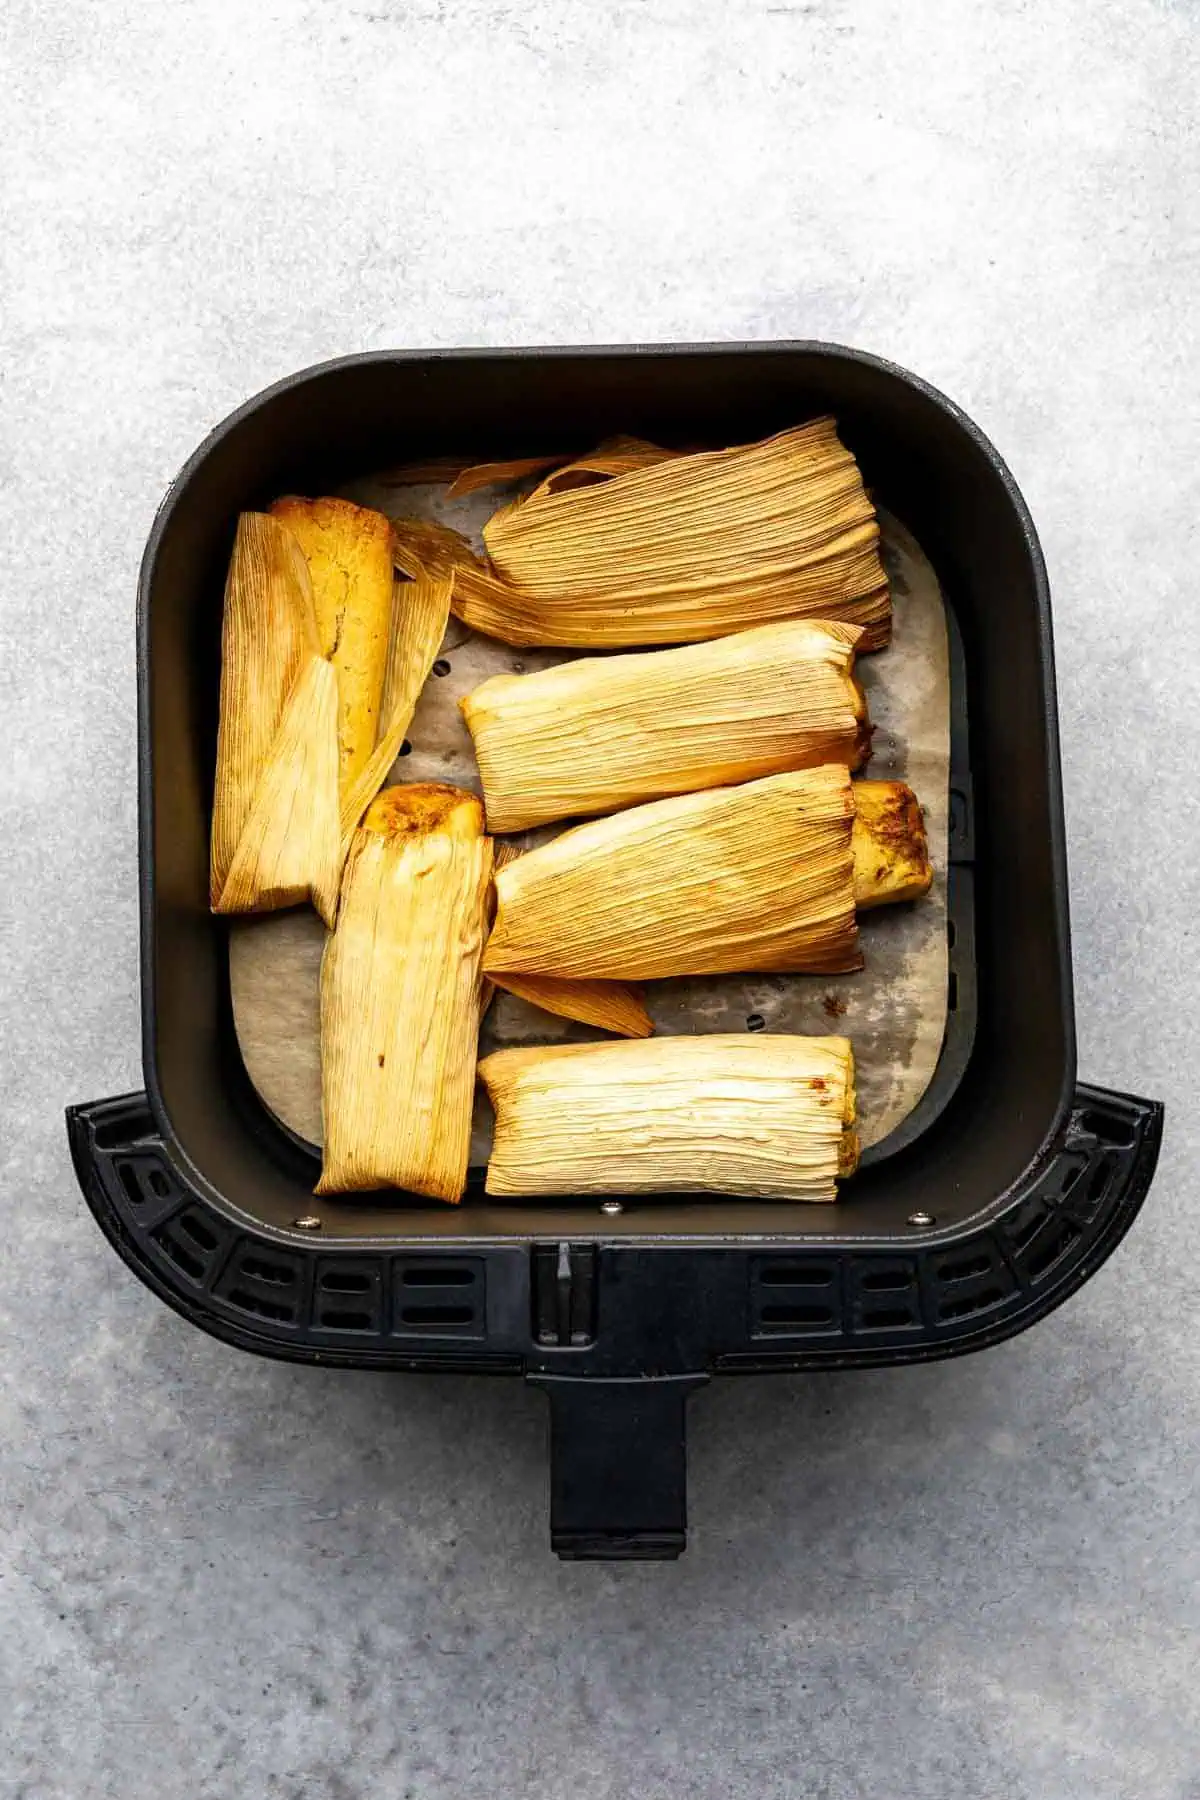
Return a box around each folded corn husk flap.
[229,503,949,1160]
[338,569,453,852]
[462,618,870,833]
[453,418,890,650]
[318,784,493,1201]
[480,1033,858,1202]
[270,497,394,800]
[210,512,342,925]
[482,838,653,1037]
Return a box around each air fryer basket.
[69,343,1163,1558]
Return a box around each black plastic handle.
[529,1374,708,1560]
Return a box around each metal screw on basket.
[907,1210,936,1228]
[292,1215,323,1231]
[600,1200,624,1217]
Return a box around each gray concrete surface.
[2,0,1197,1794]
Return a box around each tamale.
[483,767,932,983]
[317,784,492,1201]
[210,513,342,926]
[462,619,871,832]
[270,496,394,797]
[457,418,889,650]
[480,1033,858,1201]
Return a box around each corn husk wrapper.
[510,436,677,499]
[484,765,863,982]
[462,619,871,833]
[211,502,449,926]
[480,1033,858,1201]
[317,785,492,1201]
[488,973,653,1038]
[460,418,889,651]
[270,497,394,798]
[337,570,454,852]
[481,839,651,1036]
[210,513,342,925]
[446,453,575,499]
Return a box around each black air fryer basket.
[68,344,1163,1559]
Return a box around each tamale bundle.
[483,766,932,983]
[317,785,492,1201]
[480,1034,858,1201]
[449,418,890,650]
[462,620,871,832]
[211,500,452,924]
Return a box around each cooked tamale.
[480,1033,858,1201]
[317,784,493,1201]
[483,767,931,983]
[462,620,870,832]
[458,418,889,650]
[210,513,342,925]
[270,496,394,797]
[851,780,935,909]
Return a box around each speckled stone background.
[2,2,1196,1795]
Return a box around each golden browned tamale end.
[851,780,934,909]
[461,619,870,833]
[480,1033,857,1201]
[270,497,394,795]
[316,783,492,1201]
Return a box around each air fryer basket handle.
[529,1374,708,1561]
[68,1080,1161,1561]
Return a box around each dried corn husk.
[270,497,394,796]
[446,453,575,499]
[458,418,889,650]
[480,1033,858,1201]
[484,765,863,981]
[851,780,934,909]
[337,570,453,850]
[482,839,651,1036]
[488,973,653,1038]
[317,784,492,1201]
[210,513,342,926]
[462,619,870,832]
[517,436,677,498]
